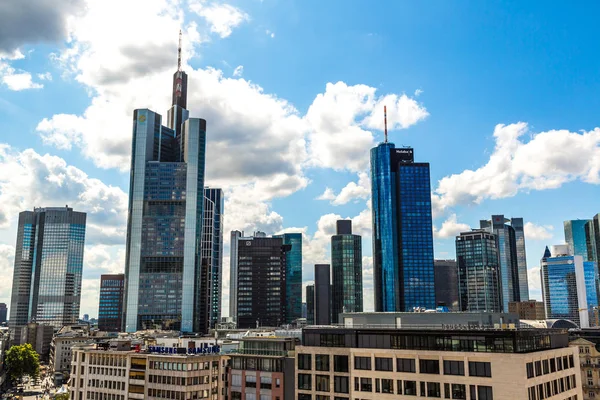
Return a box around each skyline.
[1,1,600,317]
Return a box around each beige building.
[570,337,600,400]
[297,327,582,400]
[509,301,546,320]
[69,340,228,400]
[49,325,95,384]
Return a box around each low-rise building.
[509,301,546,320]
[296,326,582,400]
[570,337,600,400]
[12,322,54,360]
[49,325,94,385]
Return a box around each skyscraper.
[331,220,362,323]
[9,206,86,330]
[564,220,592,259]
[0,303,7,325]
[202,188,224,329]
[306,285,315,325]
[274,233,303,323]
[98,274,124,332]
[314,264,331,325]
[371,144,435,311]
[229,230,242,322]
[456,230,502,312]
[433,259,459,310]
[480,215,529,310]
[123,36,207,333]
[585,215,600,263]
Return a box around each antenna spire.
[384,105,388,143]
[177,29,182,71]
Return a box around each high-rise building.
[123,37,207,333]
[541,244,598,328]
[229,230,243,322]
[370,144,435,312]
[456,230,502,312]
[480,215,529,310]
[331,220,362,323]
[98,274,124,332]
[0,303,6,325]
[508,300,545,320]
[234,234,290,328]
[565,220,592,259]
[314,264,331,325]
[586,214,600,263]
[306,285,315,325]
[9,206,86,331]
[274,233,303,323]
[202,188,224,330]
[433,260,459,310]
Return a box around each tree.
[5,343,40,384]
[54,394,70,400]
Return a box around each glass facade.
[202,188,224,330]
[511,218,529,301]
[98,274,124,332]
[229,230,242,321]
[433,260,459,310]
[370,143,435,311]
[331,221,362,323]
[564,219,592,259]
[274,233,303,323]
[315,264,331,325]
[306,285,315,325]
[9,207,86,330]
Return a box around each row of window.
[148,374,213,385]
[147,388,214,399]
[527,375,577,400]
[298,355,349,372]
[526,355,575,379]
[84,392,124,400]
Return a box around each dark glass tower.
[306,285,315,325]
[434,259,459,310]
[274,233,303,323]
[314,264,331,325]
[123,38,207,333]
[202,188,224,329]
[370,144,435,311]
[565,219,592,259]
[98,274,124,332]
[0,303,6,325]
[331,220,362,323]
[9,206,86,330]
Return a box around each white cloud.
[80,278,100,318]
[433,214,470,238]
[0,244,15,311]
[317,172,370,205]
[0,62,43,90]
[265,29,275,38]
[37,72,52,81]
[527,266,541,292]
[190,1,249,38]
[316,187,335,201]
[524,222,554,241]
[414,89,423,97]
[232,65,243,77]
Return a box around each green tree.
[5,343,40,384]
[54,394,70,400]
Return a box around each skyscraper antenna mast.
[177,30,182,71]
[384,105,388,143]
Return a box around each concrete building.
[570,337,600,400]
[339,312,520,329]
[315,264,331,325]
[69,340,227,400]
[228,337,298,400]
[297,326,582,400]
[434,260,459,310]
[49,325,93,385]
[203,188,225,330]
[509,300,546,320]
[12,322,54,360]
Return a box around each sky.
[1,0,600,318]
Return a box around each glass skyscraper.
[274,233,303,323]
[123,48,207,333]
[9,206,86,330]
[370,144,435,311]
[331,220,362,323]
[202,188,224,329]
[434,259,459,310]
[314,264,331,325]
[98,274,124,332]
[229,230,242,322]
[565,219,593,260]
[306,284,315,325]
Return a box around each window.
[360,378,372,392]
[469,386,476,400]
[298,374,312,390]
[354,377,359,391]
[316,396,329,400]
[260,376,272,390]
[246,375,257,388]
[452,384,467,400]
[550,358,556,373]
[534,361,542,376]
[316,375,330,392]
[298,354,312,370]
[316,355,330,372]
[397,380,403,395]
[444,383,450,399]
[397,358,416,373]
[420,359,440,374]
[231,374,242,386]
[334,376,349,394]
[526,362,534,379]
[557,357,563,371]
[334,355,349,373]
[420,382,426,396]
[443,360,465,376]
[298,395,311,400]
[569,355,574,369]
[381,379,393,394]
[468,362,491,378]
[427,382,441,398]
[542,359,549,375]
[375,357,393,371]
[477,386,493,400]
[354,357,371,370]
[404,381,417,396]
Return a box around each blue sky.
[1,0,599,317]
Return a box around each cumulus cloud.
[190,1,249,38]
[0,63,43,90]
[0,244,15,310]
[232,65,243,77]
[37,72,53,81]
[317,172,370,205]
[433,214,470,238]
[524,222,554,241]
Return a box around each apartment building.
[570,338,600,400]
[296,327,582,400]
[49,325,94,385]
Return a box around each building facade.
[315,264,331,325]
[0,303,6,325]
[12,322,55,360]
[9,206,86,330]
[509,301,546,320]
[274,233,303,324]
[570,337,600,400]
[123,50,207,333]
[434,260,459,310]
[203,188,224,330]
[306,285,315,325]
[296,327,582,400]
[98,274,124,332]
[456,230,502,313]
[370,144,435,312]
[585,214,600,263]
[230,230,243,322]
[49,325,92,384]
[331,221,362,323]
[565,220,592,260]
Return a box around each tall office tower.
[370,144,435,312]
[433,259,459,310]
[123,36,207,333]
[202,188,224,330]
[564,220,592,259]
[9,206,86,330]
[235,234,290,328]
[274,233,303,323]
[331,220,362,323]
[586,214,600,263]
[541,244,598,328]
[98,274,124,332]
[456,230,502,312]
[229,230,243,321]
[480,215,529,310]
[306,285,315,325]
[314,264,331,325]
[0,303,7,325]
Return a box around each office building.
[565,220,592,260]
[123,37,207,333]
[570,337,600,400]
[456,230,502,312]
[339,311,520,329]
[585,214,600,263]
[234,234,290,328]
[306,285,315,325]
[370,144,435,312]
[480,215,529,309]
[202,188,224,330]
[433,260,459,310]
[69,340,227,400]
[331,220,362,323]
[12,322,55,360]
[9,206,86,330]
[296,326,582,400]
[98,274,124,332]
[0,303,6,325]
[49,325,92,385]
[229,230,243,322]
[274,233,303,324]
[541,245,598,328]
[228,336,298,400]
[509,300,546,320]
[315,264,331,325]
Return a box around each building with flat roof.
[98,274,124,332]
[434,260,459,311]
[315,264,331,325]
[509,300,546,320]
[570,337,600,400]
[306,285,315,325]
[339,312,520,329]
[0,303,7,325]
[331,221,362,323]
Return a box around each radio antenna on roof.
[384,105,388,143]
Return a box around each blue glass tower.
[202,188,224,329]
[564,219,592,259]
[274,233,303,323]
[370,144,435,311]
